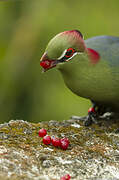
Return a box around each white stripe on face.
[57,49,83,61]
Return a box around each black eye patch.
[58,48,76,63]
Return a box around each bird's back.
[85,36,119,110]
[85,35,119,67]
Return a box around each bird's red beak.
[40,52,57,72]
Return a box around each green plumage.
[58,36,119,111]
[41,31,119,112]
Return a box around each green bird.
[40,30,119,125]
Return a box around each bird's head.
[40,30,86,72]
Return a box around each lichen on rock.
[0,117,119,179]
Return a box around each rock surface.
[0,116,119,179]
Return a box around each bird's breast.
[58,56,119,104]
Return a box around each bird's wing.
[85,35,119,67]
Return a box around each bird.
[40,30,119,125]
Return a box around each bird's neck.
[57,52,89,96]
[57,49,90,72]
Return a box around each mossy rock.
[0,117,119,180]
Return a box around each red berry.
[51,137,61,147]
[38,128,47,137]
[40,60,51,69]
[61,174,71,180]
[60,138,70,150]
[43,135,51,145]
[61,137,70,144]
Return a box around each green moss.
[0,118,118,161]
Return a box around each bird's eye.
[65,48,75,58]
[58,48,76,63]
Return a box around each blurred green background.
[0,0,119,123]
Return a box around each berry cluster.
[38,128,70,150]
[38,129,71,179]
